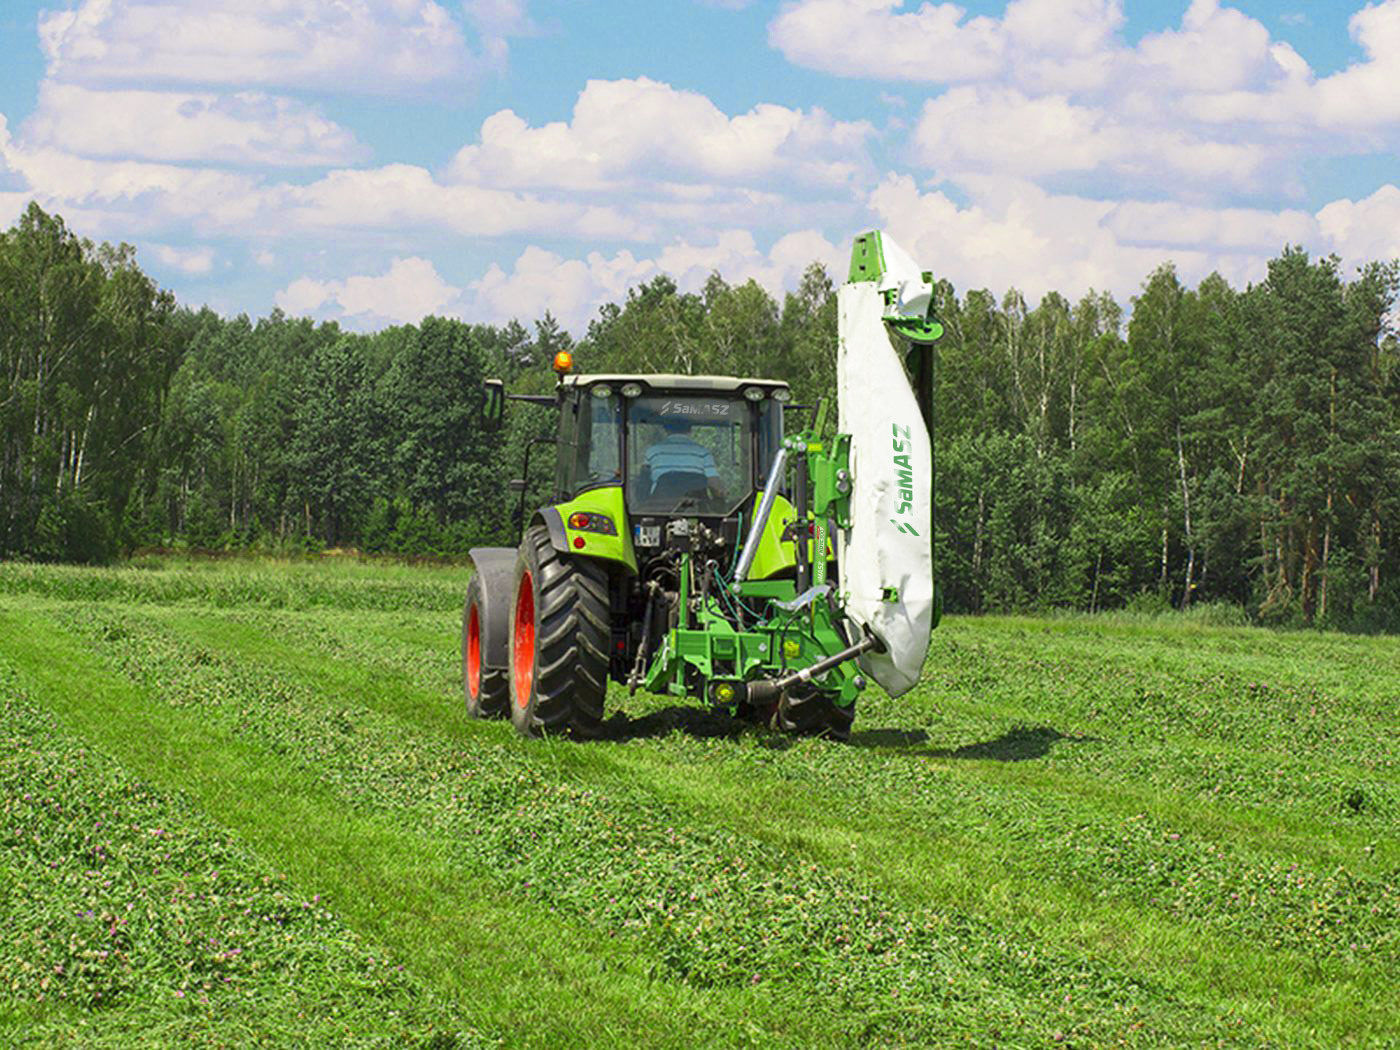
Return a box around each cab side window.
[559,388,621,498]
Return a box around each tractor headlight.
[771,387,792,403]
[743,386,766,402]
[620,382,643,398]
[591,384,612,399]
[567,512,617,535]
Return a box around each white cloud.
[469,229,842,331]
[1316,185,1400,263]
[1135,0,1287,94]
[912,85,1274,189]
[271,176,1400,338]
[283,164,647,240]
[769,0,1006,84]
[1104,200,1316,252]
[0,138,268,236]
[655,229,842,291]
[777,0,1400,200]
[25,81,365,167]
[0,129,649,241]
[276,257,462,323]
[1313,0,1400,126]
[149,243,216,275]
[463,0,537,67]
[769,0,1125,90]
[774,0,1400,141]
[868,174,1146,304]
[448,77,873,192]
[276,276,338,317]
[866,174,1396,307]
[471,246,658,329]
[0,115,31,227]
[39,0,479,94]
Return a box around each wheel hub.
[466,605,481,699]
[513,571,535,708]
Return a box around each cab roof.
[562,373,789,395]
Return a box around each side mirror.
[482,379,505,426]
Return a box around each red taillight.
[567,512,617,535]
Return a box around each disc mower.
[463,231,942,740]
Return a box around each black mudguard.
[533,507,568,554]
[467,546,517,674]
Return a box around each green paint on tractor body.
[553,485,638,573]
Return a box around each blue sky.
[2,0,1397,332]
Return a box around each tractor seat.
[648,471,709,503]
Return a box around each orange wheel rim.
[513,572,535,709]
[466,605,481,699]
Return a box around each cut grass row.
[0,663,489,1048]
[5,604,1225,1046]
[2,559,1397,1046]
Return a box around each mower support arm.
[746,634,876,703]
[732,441,792,589]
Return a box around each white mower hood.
[836,235,935,697]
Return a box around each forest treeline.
[3,202,1398,629]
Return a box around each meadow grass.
[0,557,1395,1047]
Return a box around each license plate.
[636,525,661,548]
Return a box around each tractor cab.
[554,374,790,522]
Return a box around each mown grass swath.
[2,558,1395,1047]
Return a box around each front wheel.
[508,525,610,737]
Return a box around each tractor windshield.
[626,394,767,516]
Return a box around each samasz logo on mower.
[890,422,918,536]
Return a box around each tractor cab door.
[555,384,623,501]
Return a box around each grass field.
[1,557,1395,1048]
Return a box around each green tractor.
[463,231,943,740]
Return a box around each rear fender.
[466,546,516,673]
[532,486,637,574]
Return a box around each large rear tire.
[463,571,509,718]
[508,525,610,738]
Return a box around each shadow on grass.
[848,725,1092,762]
[849,728,930,748]
[928,725,1079,761]
[600,705,748,742]
[599,706,935,748]
[598,709,1085,761]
